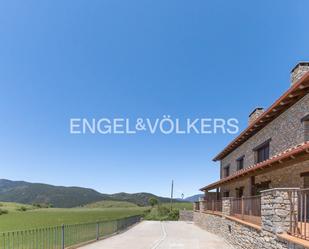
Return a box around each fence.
[288,189,309,240]
[0,215,141,249]
[230,195,261,225]
[205,200,222,214]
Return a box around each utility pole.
[170,180,174,211]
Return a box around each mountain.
[0,179,110,208]
[0,179,185,208]
[183,194,204,202]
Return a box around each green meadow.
[0,202,147,232]
[0,201,192,232]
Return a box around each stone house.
[193,62,309,249]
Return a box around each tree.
[148,197,158,207]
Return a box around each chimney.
[291,62,309,85]
[249,107,264,125]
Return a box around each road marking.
[150,222,167,249]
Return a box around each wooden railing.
[230,195,261,225]
[288,189,309,240]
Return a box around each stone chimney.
[291,62,309,85]
[249,107,264,125]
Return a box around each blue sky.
[0,0,309,198]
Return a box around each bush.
[168,209,179,220]
[0,209,8,215]
[17,206,28,212]
[32,203,53,208]
[32,203,42,208]
[148,198,159,207]
[157,206,170,217]
[144,205,180,221]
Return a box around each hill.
[109,192,178,206]
[184,194,204,202]
[0,179,186,208]
[0,179,110,208]
[84,200,138,208]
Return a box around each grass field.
[0,201,192,232]
[161,202,193,210]
[84,200,138,208]
[0,202,147,232]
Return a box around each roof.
[213,71,309,161]
[201,142,309,191]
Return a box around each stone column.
[222,197,232,216]
[261,188,299,234]
[193,202,199,211]
[199,200,206,212]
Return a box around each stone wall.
[261,189,298,234]
[194,189,307,249]
[179,210,194,221]
[220,93,309,177]
[193,212,304,249]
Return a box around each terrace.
[195,195,261,226]
[194,188,309,246]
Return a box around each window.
[300,172,309,188]
[223,165,230,177]
[236,187,244,198]
[253,139,271,163]
[223,191,230,198]
[301,115,309,141]
[236,156,245,170]
[254,181,270,195]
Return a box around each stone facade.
[220,93,309,179]
[221,177,252,197]
[255,160,309,189]
[221,159,309,197]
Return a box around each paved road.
[78,221,233,249]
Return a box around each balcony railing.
[204,200,222,214]
[230,195,261,225]
[288,189,309,240]
[196,195,261,226]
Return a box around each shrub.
[17,206,28,212]
[168,209,179,220]
[0,209,8,215]
[148,198,159,207]
[157,206,170,217]
[32,203,42,208]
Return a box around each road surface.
[78,221,233,249]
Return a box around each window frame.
[235,187,244,198]
[223,165,230,177]
[236,155,245,170]
[253,139,271,163]
[301,114,309,141]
